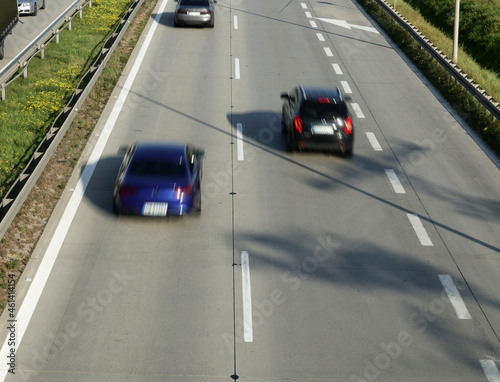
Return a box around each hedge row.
[404,0,500,73]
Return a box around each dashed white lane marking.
[324,47,333,57]
[340,81,352,94]
[332,63,343,75]
[407,213,433,246]
[241,251,253,342]
[234,15,238,29]
[480,360,500,382]
[301,2,307,8]
[385,169,406,194]
[0,0,172,380]
[351,103,365,118]
[305,11,312,18]
[310,20,318,28]
[366,132,382,151]
[237,123,244,161]
[235,58,240,79]
[439,274,472,320]
[316,33,325,41]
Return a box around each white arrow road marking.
[316,18,379,34]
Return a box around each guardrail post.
[1,85,6,102]
[22,62,28,79]
[37,43,45,59]
[68,17,72,31]
[56,30,60,44]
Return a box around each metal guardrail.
[372,0,500,122]
[0,0,145,240]
[0,0,93,100]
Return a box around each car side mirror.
[195,149,205,158]
[280,92,289,100]
[344,95,352,102]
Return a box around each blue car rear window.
[129,159,186,177]
[180,0,209,5]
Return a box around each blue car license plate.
[143,202,168,216]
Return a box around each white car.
[18,0,45,16]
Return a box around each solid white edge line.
[366,132,382,151]
[480,360,500,382]
[340,81,352,94]
[234,15,238,30]
[438,274,472,320]
[407,213,433,246]
[332,63,343,75]
[0,0,171,379]
[241,251,253,342]
[235,58,240,79]
[385,169,406,194]
[237,123,244,161]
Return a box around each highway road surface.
[1,0,500,381]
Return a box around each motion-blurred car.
[17,0,44,15]
[174,0,216,28]
[281,86,354,155]
[113,142,204,216]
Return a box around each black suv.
[281,86,354,155]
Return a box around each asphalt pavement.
[1,0,500,381]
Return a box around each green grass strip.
[0,0,135,199]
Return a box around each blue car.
[113,142,204,216]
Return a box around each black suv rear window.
[300,101,347,119]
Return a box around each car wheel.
[341,144,353,157]
[33,2,37,15]
[193,193,202,214]
[286,132,295,153]
[281,112,286,134]
[41,0,45,9]
[209,17,214,28]
[174,19,180,27]
[112,199,119,215]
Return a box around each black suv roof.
[300,86,344,103]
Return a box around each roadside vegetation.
[0,0,138,200]
[357,0,500,151]
[0,0,158,310]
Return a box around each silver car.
[174,0,216,28]
[18,0,45,15]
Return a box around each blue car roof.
[133,142,187,160]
